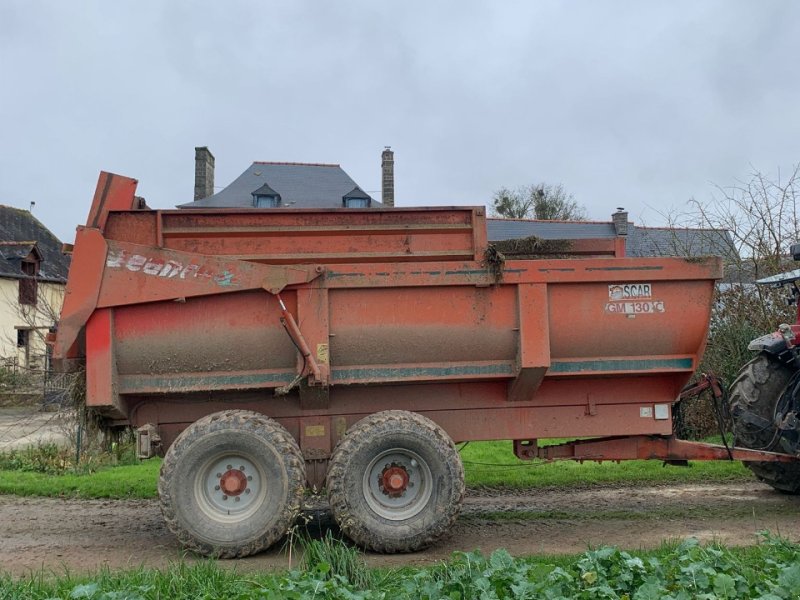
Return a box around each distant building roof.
[179,161,379,209]
[487,218,617,241]
[343,186,371,200]
[626,226,737,260]
[0,206,70,283]
[487,217,737,261]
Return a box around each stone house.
[179,147,394,209]
[0,206,70,370]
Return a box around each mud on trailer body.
[53,172,800,557]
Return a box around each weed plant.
[0,439,139,476]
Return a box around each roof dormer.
[252,183,281,208]
[342,186,372,208]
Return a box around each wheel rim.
[363,448,433,521]
[195,454,266,523]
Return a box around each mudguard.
[748,332,796,364]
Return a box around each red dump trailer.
[53,172,799,558]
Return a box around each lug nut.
[226,464,232,470]
[214,485,220,491]
[245,489,251,494]
[222,495,228,501]
[239,465,245,471]
[247,475,253,481]
[235,497,240,502]
[216,472,222,478]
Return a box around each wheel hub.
[379,465,410,497]
[364,448,433,520]
[199,456,263,519]
[220,469,248,496]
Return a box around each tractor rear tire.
[158,410,305,557]
[729,353,800,494]
[327,410,465,553]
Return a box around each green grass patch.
[2,534,800,599]
[461,440,750,488]
[0,439,751,500]
[0,460,160,499]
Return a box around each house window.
[17,329,28,348]
[344,198,369,208]
[254,195,280,208]
[19,259,38,306]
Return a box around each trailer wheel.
[327,410,465,553]
[158,410,305,558]
[729,353,800,494]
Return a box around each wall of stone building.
[0,279,65,370]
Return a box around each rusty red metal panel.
[85,308,122,417]
[533,435,798,463]
[509,284,550,402]
[295,286,331,400]
[614,236,626,257]
[86,172,139,231]
[53,228,108,359]
[106,206,484,264]
[97,239,323,308]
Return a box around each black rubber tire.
[729,353,800,494]
[327,410,465,553]
[158,410,305,558]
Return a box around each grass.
[2,534,800,599]
[0,460,160,498]
[0,439,750,499]
[460,440,750,488]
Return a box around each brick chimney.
[612,207,628,236]
[194,146,215,201]
[381,146,394,207]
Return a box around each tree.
[663,164,800,437]
[491,183,587,220]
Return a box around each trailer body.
[57,173,718,460]
[55,172,791,557]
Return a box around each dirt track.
[2,480,799,575]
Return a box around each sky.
[1,1,800,243]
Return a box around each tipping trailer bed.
[52,172,799,557]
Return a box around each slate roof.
[179,162,379,209]
[626,226,737,260]
[0,206,69,283]
[251,182,281,199]
[343,186,371,200]
[487,217,737,260]
[487,218,617,241]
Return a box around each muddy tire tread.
[729,354,800,494]
[158,409,305,558]
[327,410,465,553]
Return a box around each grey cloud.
[1,0,799,241]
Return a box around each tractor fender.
[748,332,796,364]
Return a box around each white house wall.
[0,279,65,370]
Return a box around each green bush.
[0,437,139,476]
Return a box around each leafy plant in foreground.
[3,534,800,599]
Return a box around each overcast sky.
[2,1,799,242]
